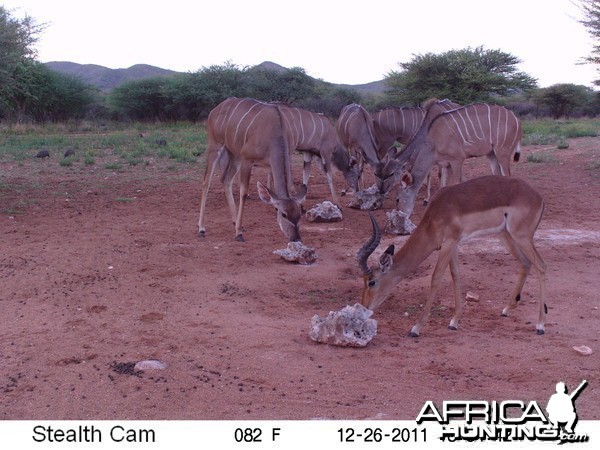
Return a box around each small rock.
[466,291,480,302]
[347,185,383,210]
[306,201,343,223]
[310,303,377,347]
[134,360,168,371]
[273,241,317,265]
[572,345,592,356]
[384,209,416,235]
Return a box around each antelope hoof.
[235,234,245,242]
[408,331,420,338]
[448,325,458,331]
[199,230,206,238]
[536,329,545,335]
[423,200,429,206]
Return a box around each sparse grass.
[556,138,569,149]
[115,197,134,203]
[3,207,20,215]
[526,152,558,164]
[522,118,600,146]
[586,160,600,171]
[0,122,207,165]
[104,162,123,171]
[59,156,76,167]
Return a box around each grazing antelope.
[275,104,360,204]
[372,106,426,157]
[385,103,522,218]
[375,99,460,200]
[336,104,381,186]
[198,97,306,242]
[357,175,547,337]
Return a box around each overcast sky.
[4,0,598,88]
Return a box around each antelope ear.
[257,181,277,204]
[401,171,414,188]
[386,146,398,160]
[294,184,307,203]
[379,245,395,273]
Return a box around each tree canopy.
[578,0,600,84]
[384,46,538,106]
[1,6,96,122]
[107,63,361,121]
[530,83,596,118]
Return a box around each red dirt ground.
[1,137,598,420]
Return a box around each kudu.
[357,175,547,337]
[372,106,425,155]
[197,97,306,242]
[375,99,460,201]
[388,103,523,218]
[336,104,382,186]
[275,104,360,205]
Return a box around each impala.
[385,103,522,218]
[198,97,306,242]
[357,175,547,337]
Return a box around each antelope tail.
[513,142,521,162]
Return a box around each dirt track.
[1,137,598,420]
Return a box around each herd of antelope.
[198,97,547,338]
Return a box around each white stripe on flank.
[474,106,485,140]
[459,109,474,142]
[235,102,263,145]
[400,109,406,137]
[308,112,317,144]
[465,107,483,140]
[486,104,493,145]
[344,109,360,135]
[501,107,509,150]
[295,108,305,143]
[222,99,246,149]
[216,98,237,132]
[447,112,468,144]
[496,107,501,149]
[509,111,520,150]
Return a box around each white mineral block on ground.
[306,201,343,223]
[134,360,168,371]
[347,185,383,210]
[384,209,416,235]
[466,291,480,302]
[310,303,377,347]
[273,241,317,265]
[572,345,592,356]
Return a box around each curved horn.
[356,212,381,275]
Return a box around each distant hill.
[44,60,386,95]
[250,61,289,73]
[338,79,387,96]
[44,62,179,91]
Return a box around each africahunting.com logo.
[417,380,589,444]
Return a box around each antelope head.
[257,181,307,242]
[345,155,362,193]
[356,212,396,310]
